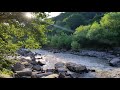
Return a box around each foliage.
[71,41,80,51]
[50,12,105,35]
[47,32,72,50]
[0,12,51,76]
[0,68,13,76]
[72,12,120,49]
[73,25,90,47]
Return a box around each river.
[29,49,120,78]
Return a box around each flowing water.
[30,49,120,78]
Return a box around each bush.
[0,58,14,70]
[73,25,90,48]
[71,41,80,51]
[2,62,9,68]
[0,68,13,76]
[50,35,58,48]
[48,32,72,50]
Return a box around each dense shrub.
[73,25,90,48]
[71,41,80,51]
[48,32,72,50]
[0,68,13,76]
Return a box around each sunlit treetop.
[0,12,49,24]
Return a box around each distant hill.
[49,12,105,34]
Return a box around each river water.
[29,49,120,78]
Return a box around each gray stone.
[54,62,65,69]
[58,73,66,78]
[31,72,40,78]
[46,69,55,72]
[109,58,120,67]
[15,68,32,77]
[75,50,116,60]
[31,72,41,78]
[31,61,38,65]
[12,62,25,72]
[31,72,53,78]
[17,48,34,57]
[24,63,33,68]
[37,61,45,66]
[69,73,82,78]
[57,68,67,73]
[66,62,87,73]
[32,65,42,71]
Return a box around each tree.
[0,12,51,75]
[51,12,105,33]
[73,25,90,47]
[100,12,120,46]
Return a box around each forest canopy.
[47,12,120,50]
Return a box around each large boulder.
[32,65,42,71]
[24,63,33,69]
[17,48,34,56]
[15,68,32,77]
[66,62,87,73]
[54,62,67,74]
[109,57,120,67]
[56,68,67,73]
[54,62,65,69]
[30,61,38,65]
[12,62,25,72]
[17,48,36,61]
[31,72,53,78]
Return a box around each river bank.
[43,48,120,60]
[31,49,120,78]
[5,48,120,78]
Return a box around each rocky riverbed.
[9,48,120,78]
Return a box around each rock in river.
[12,62,25,72]
[109,57,120,67]
[15,68,32,77]
[32,65,42,71]
[17,48,34,57]
[54,62,67,73]
[66,62,87,73]
[54,62,66,69]
[37,61,45,66]
[31,72,53,78]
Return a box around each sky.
[48,12,62,18]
